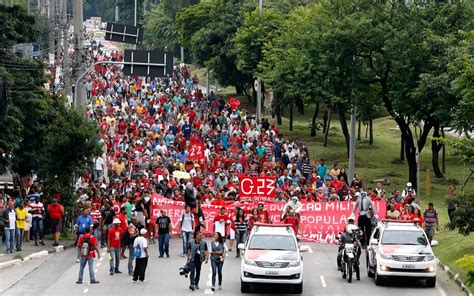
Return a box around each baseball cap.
[140,229,147,235]
[113,218,121,224]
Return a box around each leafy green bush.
[456,255,474,285]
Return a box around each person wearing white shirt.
[94,156,104,181]
[133,229,149,283]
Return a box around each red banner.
[150,194,386,244]
[239,176,276,201]
[188,142,205,160]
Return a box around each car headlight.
[288,261,300,267]
[244,259,257,266]
[380,253,393,260]
[423,255,435,261]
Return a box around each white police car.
[239,224,308,294]
[366,220,437,287]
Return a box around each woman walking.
[210,232,226,291]
[235,208,249,258]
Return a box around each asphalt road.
[0,238,463,296]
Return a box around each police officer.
[337,214,361,279]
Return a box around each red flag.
[229,96,241,110]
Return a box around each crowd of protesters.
[0,35,444,287]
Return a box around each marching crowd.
[0,35,443,290]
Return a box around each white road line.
[436,283,447,296]
[308,246,313,254]
[320,275,327,288]
[204,289,214,295]
[99,257,104,261]
[83,288,89,293]
[94,269,98,273]
[96,263,101,267]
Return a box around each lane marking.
[94,269,98,273]
[96,263,101,267]
[320,275,327,288]
[99,257,104,261]
[308,246,313,254]
[204,289,214,295]
[436,283,447,296]
[83,288,89,293]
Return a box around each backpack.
[133,244,141,257]
[80,236,91,257]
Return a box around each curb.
[438,259,473,296]
[0,242,75,271]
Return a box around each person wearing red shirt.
[282,210,300,236]
[210,195,226,206]
[329,177,343,193]
[248,208,260,231]
[76,229,100,284]
[116,207,128,259]
[257,202,271,223]
[108,219,124,275]
[48,198,64,246]
[400,205,414,221]
[213,207,230,240]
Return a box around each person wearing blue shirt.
[74,208,94,262]
[182,122,192,139]
[221,132,229,150]
[317,159,328,178]
[177,150,188,163]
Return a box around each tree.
[447,194,474,236]
[42,104,100,206]
[449,31,474,136]
[175,0,254,95]
[142,0,199,53]
[0,5,100,207]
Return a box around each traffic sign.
[104,23,144,45]
[122,50,173,77]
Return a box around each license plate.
[402,264,415,269]
[265,271,279,275]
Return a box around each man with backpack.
[179,205,195,257]
[76,228,100,284]
[74,208,94,263]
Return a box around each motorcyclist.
[337,214,361,278]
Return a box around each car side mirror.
[430,240,438,247]
[370,238,378,245]
[300,245,310,253]
[238,243,245,250]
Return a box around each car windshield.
[381,230,428,246]
[248,235,297,251]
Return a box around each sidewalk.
[0,238,75,264]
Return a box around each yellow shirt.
[114,162,126,175]
[16,208,28,229]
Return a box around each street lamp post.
[133,0,137,50]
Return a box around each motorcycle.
[337,229,363,283]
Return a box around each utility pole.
[62,0,70,99]
[256,0,263,122]
[73,0,84,106]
